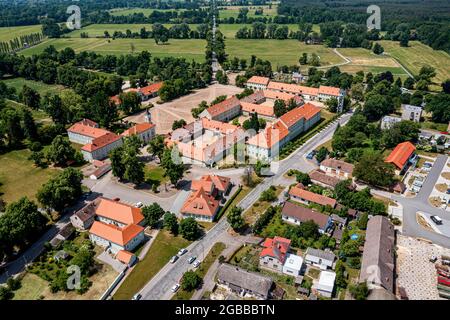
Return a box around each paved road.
[139,112,352,300]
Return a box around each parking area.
[404,157,435,195]
[429,158,450,210]
[396,235,450,300]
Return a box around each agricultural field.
[218,5,278,19]
[225,39,344,67]
[380,40,450,85]
[1,77,65,96]
[0,25,42,42]
[20,38,206,61]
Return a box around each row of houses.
[67,117,156,162]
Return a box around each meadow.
[1,77,65,96]
[218,5,278,19]
[0,25,42,42]
[109,8,186,16]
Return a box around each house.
[289,184,337,208]
[317,85,345,108]
[315,271,336,298]
[381,116,402,130]
[385,141,417,175]
[191,174,231,197]
[120,123,156,143]
[116,250,137,266]
[95,197,145,227]
[304,247,336,270]
[282,253,304,277]
[359,216,395,293]
[309,169,340,188]
[216,263,273,300]
[259,236,291,273]
[281,202,333,234]
[67,119,108,145]
[320,158,354,179]
[199,96,241,122]
[89,221,145,254]
[139,82,163,101]
[70,200,98,230]
[180,187,220,222]
[245,76,270,91]
[81,132,123,162]
[292,72,304,83]
[401,104,422,122]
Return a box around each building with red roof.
[289,184,337,208]
[246,76,270,90]
[180,187,220,222]
[81,132,123,162]
[191,174,232,197]
[385,141,417,175]
[121,122,156,143]
[259,236,291,273]
[200,96,241,122]
[139,82,163,101]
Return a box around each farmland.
[218,5,278,19]
[0,25,42,42]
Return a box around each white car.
[135,202,143,208]
[171,284,180,293]
[132,293,142,300]
[193,260,201,268]
[178,248,188,256]
[187,256,196,264]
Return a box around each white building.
[401,104,422,122]
[304,247,336,270]
[246,76,270,91]
[381,116,402,130]
[282,253,303,277]
[315,271,336,298]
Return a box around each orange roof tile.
[81,132,122,152]
[247,121,289,149]
[263,90,295,101]
[116,250,135,264]
[121,123,155,137]
[267,81,302,95]
[95,198,144,225]
[110,95,122,105]
[385,141,416,170]
[260,236,291,263]
[318,85,341,96]
[241,101,275,117]
[206,174,231,192]
[201,117,239,134]
[181,188,220,217]
[139,82,163,96]
[191,180,215,193]
[289,186,337,207]
[298,85,319,96]
[205,96,241,118]
[68,122,110,139]
[247,76,270,85]
[89,221,144,246]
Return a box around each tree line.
[0,33,44,54]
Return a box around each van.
[431,215,443,225]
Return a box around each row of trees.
[0,33,44,54]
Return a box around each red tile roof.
[298,86,319,96]
[385,141,416,170]
[319,85,341,96]
[90,221,144,246]
[260,236,291,263]
[267,81,302,95]
[289,186,337,207]
[110,95,122,105]
[139,82,163,96]
[121,123,155,137]
[191,174,231,194]
[247,76,270,85]
[81,132,122,152]
[205,96,241,118]
[247,121,289,149]
[241,101,275,117]
[95,197,144,225]
[181,188,220,217]
[116,250,135,264]
[68,122,110,139]
[279,103,320,128]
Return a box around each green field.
[5,99,51,123]
[21,38,206,61]
[109,8,186,16]
[1,77,65,96]
[218,5,278,19]
[226,39,344,67]
[0,149,59,204]
[218,23,300,38]
[380,40,450,85]
[0,25,42,42]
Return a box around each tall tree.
[142,203,165,228]
[45,135,76,166]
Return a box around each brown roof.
[281,202,330,229]
[81,132,122,152]
[121,123,155,137]
[385,141,416,170]
[205,96,241,118]
[359,216,395,292]
[240,90,265,103]
[289,186,337,207]
[279,103,321,128]
[74,199,99,222]
[309,169,340,188]
[321,158,354,174]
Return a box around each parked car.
[306,152,315,160]
[171,284,180,293]
[429,256,438,263]
[132,293,142,300]
[135,202,143,208]
[431,215,443,225]
[178,248,188,256]
[170,255,178,264]
[187,256,196,264]
[193,260,201,268]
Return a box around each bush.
[6,277,21,291]
[181,271,202,291]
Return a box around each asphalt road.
[139,112,352,300]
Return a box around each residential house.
[191,174,231,197]
[320,158,354,180]
[289,184,337,208]
[385,141,417,175]
[381,116,402,130]
[281,202,333,234]
[139,82,163,101]
[309,169,340,188]
[359,216,395,293]
[401,104,422,122]
[315,271,336,298]
[89,221,145,254]
[259,236,291,273]
[70,199,98,230]
[304,247,336,270]
[180,187,220,222]
[121,123,156,143]
[217,263,273,300]
[199,96,241,122]
[282,253,304,277]
[245,76,271,91]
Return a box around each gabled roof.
[201,117,239,134]
[281,202,330,229]
[81,132,122,152]
[385,141,416,170]
[309,169,340,188]
[260,236,291,263]
[241,101,275,117]
[279,103,320,128]
[74,199,99,222]
[263,90,296,102]
[305,247,336,262]
[298,85,319,96]
[121,123,155,137]
[90,221,144,246]
[247,76,270,85]
[116,250,135,264]
[318,85,341,96]
[267,81,302,95]
[240,90,265,103]
[289,186,337,207]
[205,96,241,118]
[181,187,220,217]
[139,82,163,96]
[246,121,289,149]
[68,121,110,138]
[320,158,354,174]
[95,198,144,225]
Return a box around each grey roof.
[359,216,395,292]
[217,263,273,298]
[367,288,397,300]
[331,214,347,225]
[240,90,265,104]
[305,247,336,262]
[74,200,98,222]
[402,104,422,112]
[381,116,401,123]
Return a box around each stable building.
[121,123,156,143]
[245,76,270,91]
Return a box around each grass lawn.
[144,164,168,186]
[0,25,42,42]
[112,230,191,300]
[0,149,59,203]
[380,40,450,87]
[243,186,283,225]
[1,78,65,96]
[218,5,278,19]
[21,38,206,62]
[225,39,344,68]
[172,242,226,300]
[218,23,300,38]
[5,99,51,123]
[420,121,449,132]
